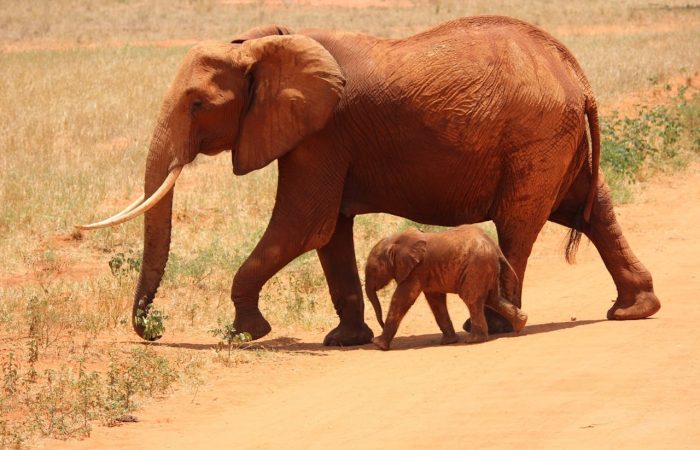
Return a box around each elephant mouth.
[75,166,183,230]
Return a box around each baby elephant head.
[364,229,427,328]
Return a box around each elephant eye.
[190,99,204,114]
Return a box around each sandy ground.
[44,161,700,449]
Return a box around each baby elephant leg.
[373,282,421,351]
[424,292,459,345]
[487,295,528,333]
[460,290,490,344]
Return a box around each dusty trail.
[49,165,700,449]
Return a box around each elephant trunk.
[132,122,177,340]
[364,279,385,329]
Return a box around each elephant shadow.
[145,336,338,356]
[148,318,608,354]
[384,318,608,351]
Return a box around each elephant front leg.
[232,212,346,340]
[317,214,373,346]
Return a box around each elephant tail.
[498,253,520,307]
[583,96,600,224]
[565,96,601,264]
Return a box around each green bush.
[1,347,180,444]
[600,90,699,202]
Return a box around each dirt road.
[50,164,700,449]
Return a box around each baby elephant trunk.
[365,282,385,329]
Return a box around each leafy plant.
[600,90,698,202]
[108,249,142,280]
[106,347,177,413]
[26,368,92,438]
[2,352,19,395]
[134,299,168,341]
[209,319,252,363]
[24,292,74,355]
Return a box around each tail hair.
[583,96,600,223]
[566,95,600,264]
[565,209,584,264]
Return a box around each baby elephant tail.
[498,254,520,307]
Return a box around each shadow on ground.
[143,318,608,353]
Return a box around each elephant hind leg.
[462,188,559,335]
[549,171,660,320]
[460,290,490,344]
[486,293,528,333]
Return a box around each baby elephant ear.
[394,238,427,283]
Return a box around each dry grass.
[1,0,699,445]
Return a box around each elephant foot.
[463,309,513,335]
[372,335,391,351]
[233,309,272,340]
[440,333,459,345]
[607,290,661,320]
[512,312,528,333]
[464,332,488,344]
[323,321,374,347]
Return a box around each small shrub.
[134,299,168,341]
[26,368,93,438]
[2,353,19,395]
[601,91,699,202]
[24,292,76,355]
[108,249,141,281]
[209,319,252,364]
[107,347,178,413]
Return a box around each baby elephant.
[365,225,527,350]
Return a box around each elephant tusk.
[75,193,146,229]
[75,167,182,230]
[115,193,146,217]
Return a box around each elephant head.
[364,230,427,329]
[77,34,345,340]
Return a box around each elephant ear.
[393,237,427,283]
[230,24,292,44]
[233,35,346,175]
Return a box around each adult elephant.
[78,16,660,346]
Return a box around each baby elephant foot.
[372,336,391,351]
[440,333,459,345]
